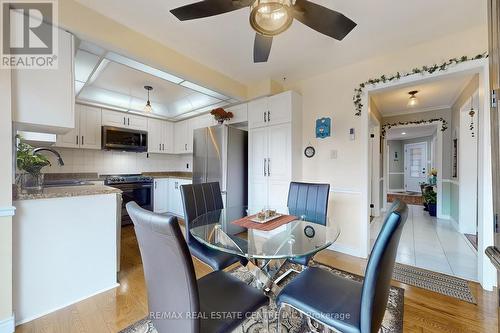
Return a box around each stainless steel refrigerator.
[193,125,248,208]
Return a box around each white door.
[148,118,164,153]
[248,127,269,210]
[127,114,148,131]
[185,118,195,153]
[164,121,174,153]
[267,124,291,209]
[404,142,428,192]
[268,92,292,126]
[56,104,80,148]
[167,179,178,214]
[248,97,268,129]
[102,109,127,128]
[174,120,188,153]
[153,179,168,213]
[79,106,101,149]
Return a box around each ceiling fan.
[170,0,356,63]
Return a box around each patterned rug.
[392,263,476,304]
[120,261,404,333]
[387,193,423,206]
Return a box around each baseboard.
[15,283,119,325]
[0,315,14,333]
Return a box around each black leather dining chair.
[126,201,268,333]
[180,182,248,271]
[276,199,408,333]
[287,182,330,266]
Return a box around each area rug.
[392,263,476,304]
[120,262,404,333]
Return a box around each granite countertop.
[43,173,105,182]
[142,171,193,180]
[14,185,122,201]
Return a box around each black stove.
[104,174,154,225]
[104,174,153,185]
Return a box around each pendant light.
[407,90,419,108]
[250,0,293,36]
[143,86,153,113]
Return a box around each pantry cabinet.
[248,91,295,129]
[248,91,302,210]
[55,104,101,149]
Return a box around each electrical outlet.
[330,150,338,159]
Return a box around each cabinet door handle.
[162,144,165,151]
[128,118,130,126]
[264,158,267,176]
[267,111,270,122]
[159,143,161,151]
[267,158,270,176]
[264,111,267,122]
[123,117,126,125]
[154,181,157,190]
[185,143,187,151]
[76,135,78,145]
[82,136,84,145]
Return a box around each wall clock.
[304,146,316,158]
[304,225,316,238]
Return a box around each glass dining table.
[190,206,341,291]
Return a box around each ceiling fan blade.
[292,0,356,41]
[170,0,251,21]
[253,34,273,63]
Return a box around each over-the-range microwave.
[101,126,148,152]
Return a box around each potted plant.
[210,107,233,124]
[424,188,437,217]
[16,136,51,193]
[429,168,438,185]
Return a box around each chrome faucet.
[33,147,65,166]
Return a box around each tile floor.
[370,204,478,281]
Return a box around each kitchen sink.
[43,180,93,187]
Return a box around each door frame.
[404,141,429,192]
[361,58,495,290]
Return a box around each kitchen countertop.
[142,171,193,180]
[14,185,122,201]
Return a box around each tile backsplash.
[41,148,192,175]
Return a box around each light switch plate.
[330,150,338,159]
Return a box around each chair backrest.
[287,182,330,225]
[360,199,408,333]
[126,201,200,333]
[180,182,224,243]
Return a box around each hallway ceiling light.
[407,90,419,108]
[143,86,153,113]
[401,132,406,135]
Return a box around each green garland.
[353,53,488,116]
[381,118,448,138]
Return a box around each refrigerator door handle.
[264,158,267,176]
[267,158,270,177]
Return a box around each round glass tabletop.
[189,206,341,260]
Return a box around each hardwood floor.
[16,225,498,332]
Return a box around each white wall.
[285,26,487,258]
[42,148,192,175]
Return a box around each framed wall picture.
[316,117,331,139]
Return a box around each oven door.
[118,183,153,225]
[102,126,148,152]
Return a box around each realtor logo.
[1,0,58,69]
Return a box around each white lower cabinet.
[153,178,192,216]
[153,179,169,214]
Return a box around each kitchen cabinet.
[102,110,148,131]
[12,29,75,134]
[248,91,299,129]
[226,103,248,124]
[174,119,193,154]
[153,178,169,213]
[248,91,302,210]
[55,104,101,149]
[148,119,174,154]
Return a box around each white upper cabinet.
[226,103,248,125]
[174,119,189,154]
[248,91,298,129]
[12,29,75,134]
[101,109,148,131]
[56,104,101,149]
[148,118,174,154]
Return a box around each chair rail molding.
[0,314,15,333]
[0,206,15,217]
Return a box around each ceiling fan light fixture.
[250,0,293,37]
[407,90,419,108]
[143,85,154,113]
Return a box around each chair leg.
[276,303,285,333]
